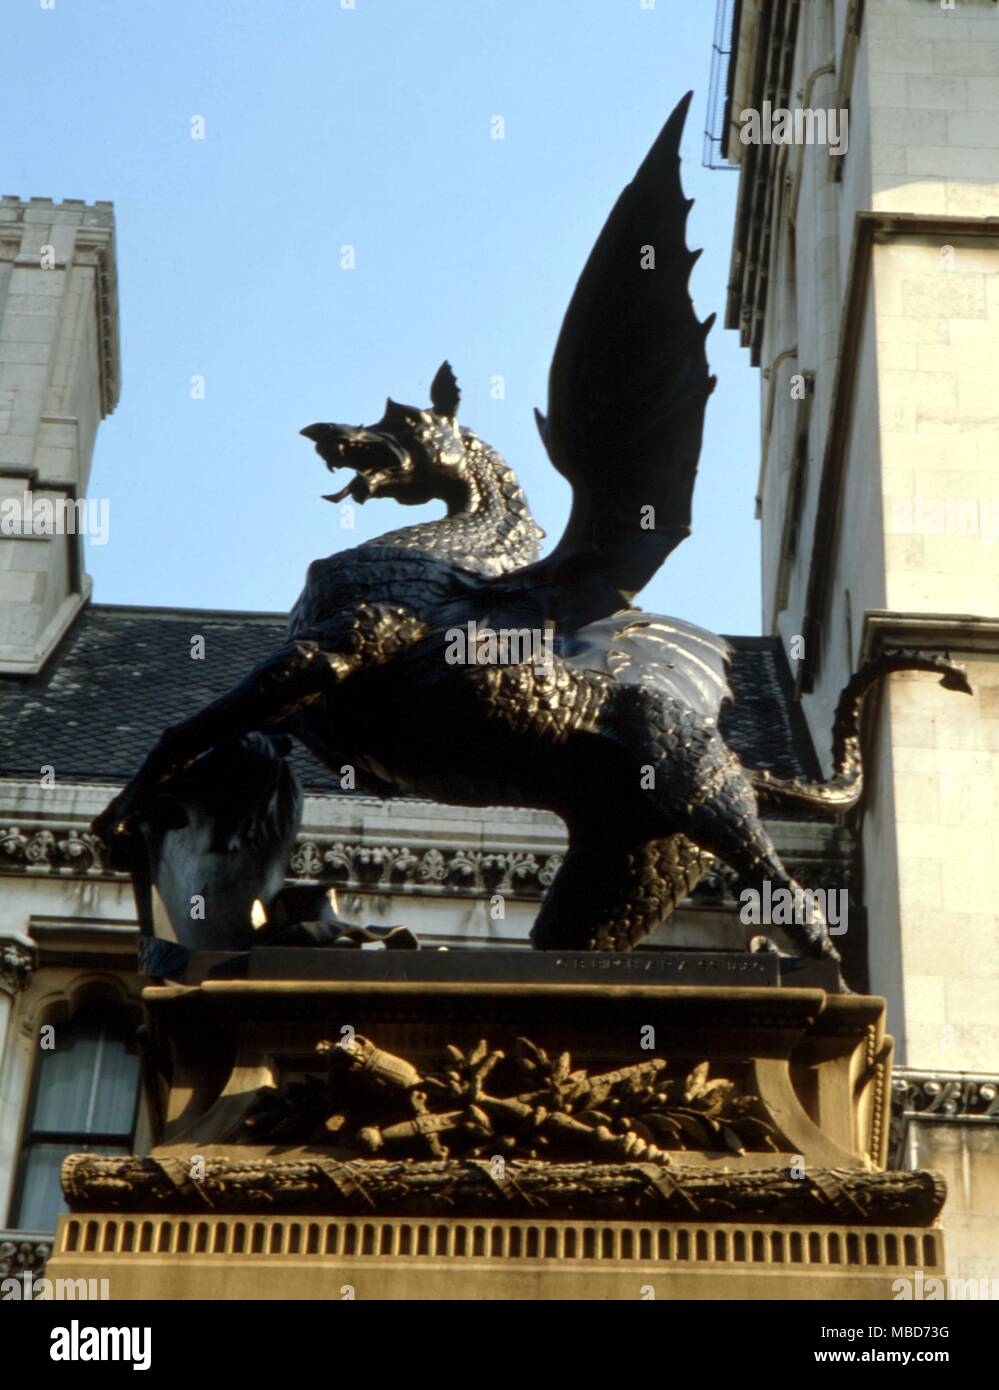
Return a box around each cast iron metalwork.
[92,94,971,987]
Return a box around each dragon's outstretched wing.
[522,91,715,629]
[561,611,732,719]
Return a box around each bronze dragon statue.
[93,94,970,988]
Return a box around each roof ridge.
[87,603,287,622]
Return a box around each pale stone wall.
[875,238,999,619]
[734,0,999,1278]
[863,10,999,1072]
[884,658,999,1070]
[859,701,905,1041]
[867,221,999,1073]
[754,1,999,1068]
[868,0,999,220]
[781,294,889,755]
[758,0,846,644]
[908,1121,999,1285]
[0,199,119,675]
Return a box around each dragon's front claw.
[91,733,186,849]
[92,782,154,849]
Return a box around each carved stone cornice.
[861,613,999,664]
[75,217,121,418]
[59,1154,946,1226]
[0,817,850,904]
[288,839,564,898]
[0,943,34,996]
[0,821,572,899]
[0,825,108,875]
[890,1069,999,1168]
[893,1071,999,1123]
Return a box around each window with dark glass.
[12,1005,140,1231]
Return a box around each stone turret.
[0,197,120,674]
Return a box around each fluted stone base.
[47,1209,945,1301]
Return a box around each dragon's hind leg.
[676,759,849,989]
[531,831,710,951]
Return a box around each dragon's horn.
[430,360,460,418]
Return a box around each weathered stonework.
[44,959,944,1300]
[721,0,999,1282]
[0,198,120,675]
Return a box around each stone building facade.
[0,188,850,1286]
[4,0,998,1285]
[711,0,999,1281]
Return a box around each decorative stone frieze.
[0,825,108,874]
[0,1232,52,1279]
[893,1071,999,1123]
[0,817,851,905]
[890,1069,999,1167]
[288,838,564,897]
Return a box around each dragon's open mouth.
[300,424,412,503]
[323,473,370,505]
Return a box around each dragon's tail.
[750,651,972,815]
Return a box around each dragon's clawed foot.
[91,728,187,848]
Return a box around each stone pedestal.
[46,949,946,1300]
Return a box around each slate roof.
[0,605,821,794]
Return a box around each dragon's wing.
[561,611,732,720]
[524,91,715,626]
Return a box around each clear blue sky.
[8,0,762,633]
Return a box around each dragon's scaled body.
[94,95,970,989]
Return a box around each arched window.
[12,1003,140,1231]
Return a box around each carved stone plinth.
[48,1208,945,1301]
[46,949,945,1300]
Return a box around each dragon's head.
[301,361,467,508]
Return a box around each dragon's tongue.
[323,481,355,504]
